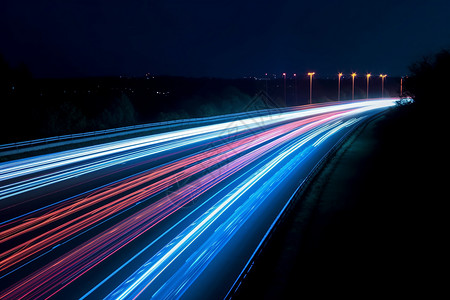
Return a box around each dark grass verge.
[232,103,446,299]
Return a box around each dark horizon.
[2,0,450,79]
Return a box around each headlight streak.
[0,108,352,299]
[0,99,400,299]
[108,119,336,300]
[0,100,394,204]
[158,117,372,299]
[107,102,398,299]
[153,143,317,299]
[312,117,365,147]
[0,111,345,277]
[0,99,396,185]
[0,124,260,201]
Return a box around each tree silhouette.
[405,49,450,112]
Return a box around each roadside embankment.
[234,103,444,299]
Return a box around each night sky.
[1,0,450,78]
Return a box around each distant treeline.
[0,55,401,144]
[404,49,450,110]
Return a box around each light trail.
[105,102,397,299]
[0,99,395,186]
[0,99,400,299]
[1,110,348,299]
[107,118,337,300]
[0,111,345,275]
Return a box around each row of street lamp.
[280,72,389,104]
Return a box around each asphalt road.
[0,99,399,299]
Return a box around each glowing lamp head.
[282,73,286,77]
[307,72,315,76]
[351,72,357,78]
[293,73,296,77]
[338,72,343,77]
[366,73,371,78]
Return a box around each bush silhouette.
[405,49,450,113]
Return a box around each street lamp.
[380,74,387,98]
[351,73,356,100]
[293,73,297,104]
[400,76,403,96]
[283,72,286,106]
[366,73,371,99]
[338,73,343,101]
[307,72,315,104]
[265,73,268,94]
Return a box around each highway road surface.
[0,99,398,299]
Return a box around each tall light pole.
[283,72,286,106]
[265,73,268,94]
[308,72,315,104]
[400,76,403,96]
[338,72,343,101]
[366,73,371,99]
[293,73,297,105]
[351,72,356,100]
[380,74,387,98]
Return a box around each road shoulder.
[233,104,442,299]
